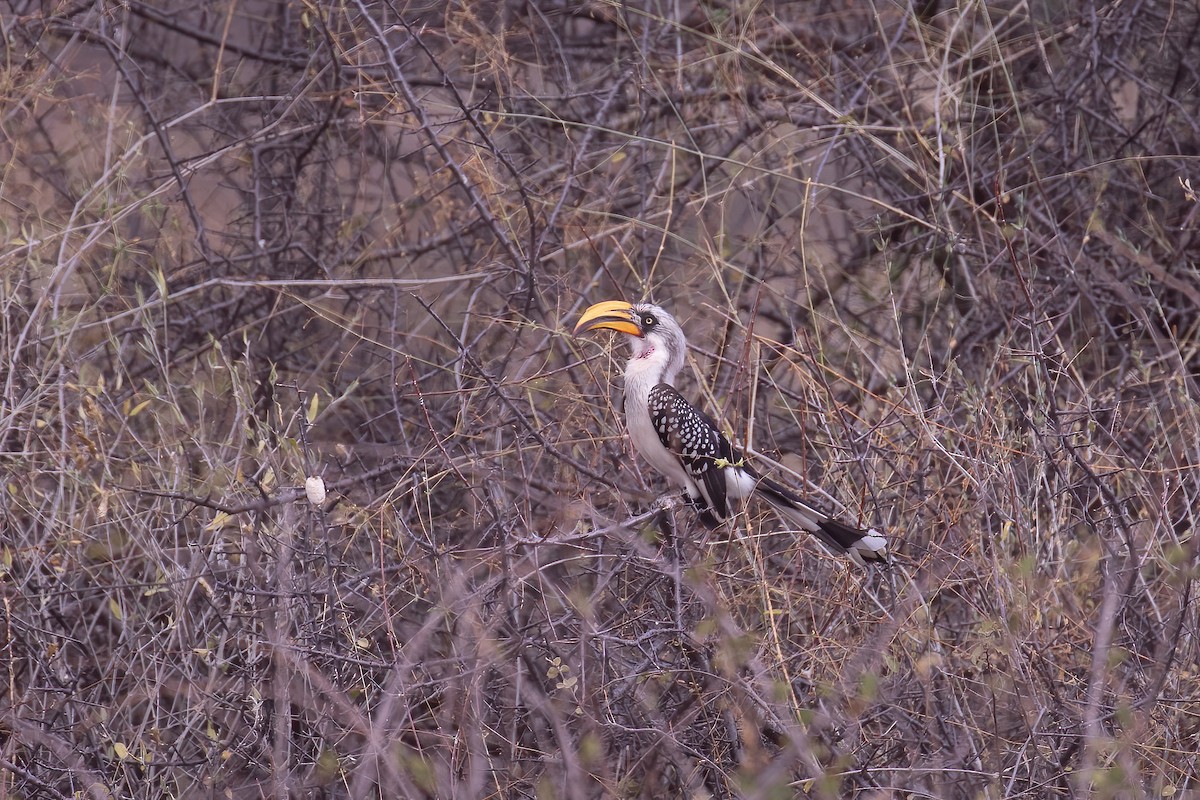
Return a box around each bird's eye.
[642,314,656,328]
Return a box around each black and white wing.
[647,383,741,523]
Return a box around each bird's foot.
[651,494,684,513]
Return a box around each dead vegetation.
[1,0,1198,797]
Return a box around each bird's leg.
[647,495,688,629]
[649,494,680,549]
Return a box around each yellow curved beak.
[573,300,642,337]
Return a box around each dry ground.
[2,0,1199,798]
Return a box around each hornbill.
[574,300,889,566]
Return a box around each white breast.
[622,352,696,492]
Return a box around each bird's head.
[573,300,686,383]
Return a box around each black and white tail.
[756,476,890,566]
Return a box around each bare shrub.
[1,0,1197,797]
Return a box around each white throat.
[622,335,677,400]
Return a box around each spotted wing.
[647,383,738,521]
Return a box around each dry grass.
[2,0,1198,798]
